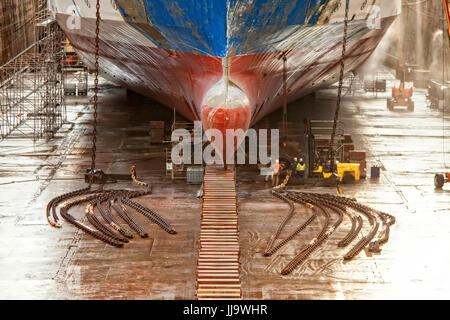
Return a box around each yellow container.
[336,163,360,181]
[313,165,323,173]
[322,172,333,179]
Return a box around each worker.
[263,158,272,182]
[296,158,306,178]
[291,157,298,174]
[271,159,281,187]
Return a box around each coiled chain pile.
[265,190,395,275]
[47,186,176,247]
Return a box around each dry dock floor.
[1,75,450,299]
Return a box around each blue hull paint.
[115,0,323,57]
[54,1,399,133]
[141,0,227,57]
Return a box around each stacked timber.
[349,150,367,179]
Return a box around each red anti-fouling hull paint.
[201,105,252,162]
[57,15,394,125]
[56,13,396,162]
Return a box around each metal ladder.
[196,166,241,300]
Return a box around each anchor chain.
[90,0,101,175]
[264,190,396,275]
[45,1,175,248]
[327,0,350,172]
[51,187,176,247]
[264,190,317,257]
[272,170,292,190]
[131,165,150,188]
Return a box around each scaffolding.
[0,1,66,141]
[61,37,88,96]
[165,121,195,180]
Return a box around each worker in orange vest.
[271,159,281,187]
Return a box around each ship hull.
[56,14,395,121]
[50,0,400,161]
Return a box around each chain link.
[328,0,350,171]
[265,191,394,275]
[91,0,101,172]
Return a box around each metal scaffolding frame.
[0,1,66,141]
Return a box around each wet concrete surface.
[0,86,200,299]
[238,72,450,299]
[1,71,450,299]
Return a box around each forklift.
[313,161,360,184]
[387,83,414,111]
[387,60,415,112]
[306,120,361,184]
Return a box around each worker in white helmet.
[291,157,299,174]
[296,158,306,178]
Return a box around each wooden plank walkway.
[196,166,241,300]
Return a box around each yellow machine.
[336,163,360,183]
[313,165,334,179]
[313,165,323,174]
[317,163,360,183]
